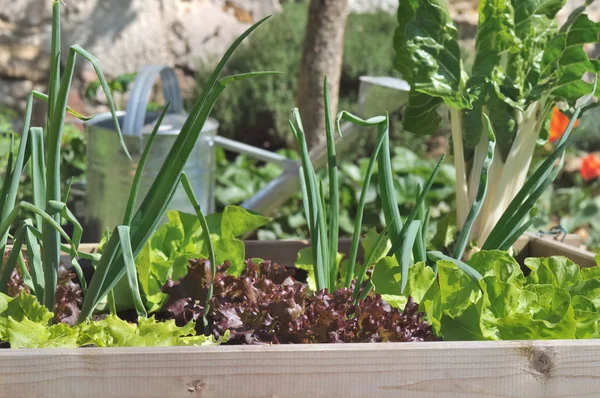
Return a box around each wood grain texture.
[528,235,596,267]
[1,340,600,397]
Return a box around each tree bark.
[296,0,349,149]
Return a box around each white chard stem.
[477,101,542,243]
[450,108,469,229]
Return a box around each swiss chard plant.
[394,0,600,251]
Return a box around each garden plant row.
[1,0,600,397]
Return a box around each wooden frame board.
[1,340,600,397]
[244,232,596,268]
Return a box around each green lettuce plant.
[0,291,227,348]
[394,0,600,249]
[372,250,600,340]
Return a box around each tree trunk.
[296,0,349,149]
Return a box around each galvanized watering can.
[84,65,295,242]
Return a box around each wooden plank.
[244,238,361,267]
[1,340,600,397]
[528,236,597,267]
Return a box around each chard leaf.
[394,0,469,135]
[540,12,600,102]
[401,92,443,135]
[474,0,519,71]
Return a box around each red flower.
[581,154,600,182]
[550,107,579,143]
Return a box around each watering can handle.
[122,65,184,136]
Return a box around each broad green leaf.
[295,247,344,292]
[208,205,271,238]
[467,250,526,285]
[295,247,317,292]
[525,256,580,289]
[360,227,391,269]
[439,298,487,341]
[437,260,482,317]
[7,318,78,349]
[572,295,600,339]
[371,257,402,296]
[395,0,469,135]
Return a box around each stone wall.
[0,0,282,119]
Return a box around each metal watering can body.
[84,66,218,242]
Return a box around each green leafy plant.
[132,207,269,313]
[394,0,600,250]
[0,291,227,348]
[372,250,600,340]
[0,1,278,332]
[291,78,454,295]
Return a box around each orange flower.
[581,154,600,182]
[549,107,579,143]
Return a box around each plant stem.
[450,107,469,229]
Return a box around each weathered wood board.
[1,340,600,398]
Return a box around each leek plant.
[291,78,452,295]
[394,0,600,251]
[0,1,277,325]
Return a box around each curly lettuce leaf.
[0,292,54,341]
[525,256,580,288]
[135,206,270,312]
[371,258,437,310]
[571,295,600,339]
[77,315,228,347]
[371,250,595,340]
[0,292,228,348]
[8,318,78,349]
[467,250,527,285]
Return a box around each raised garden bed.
[2,2,600,398]
[1,236,596,397]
